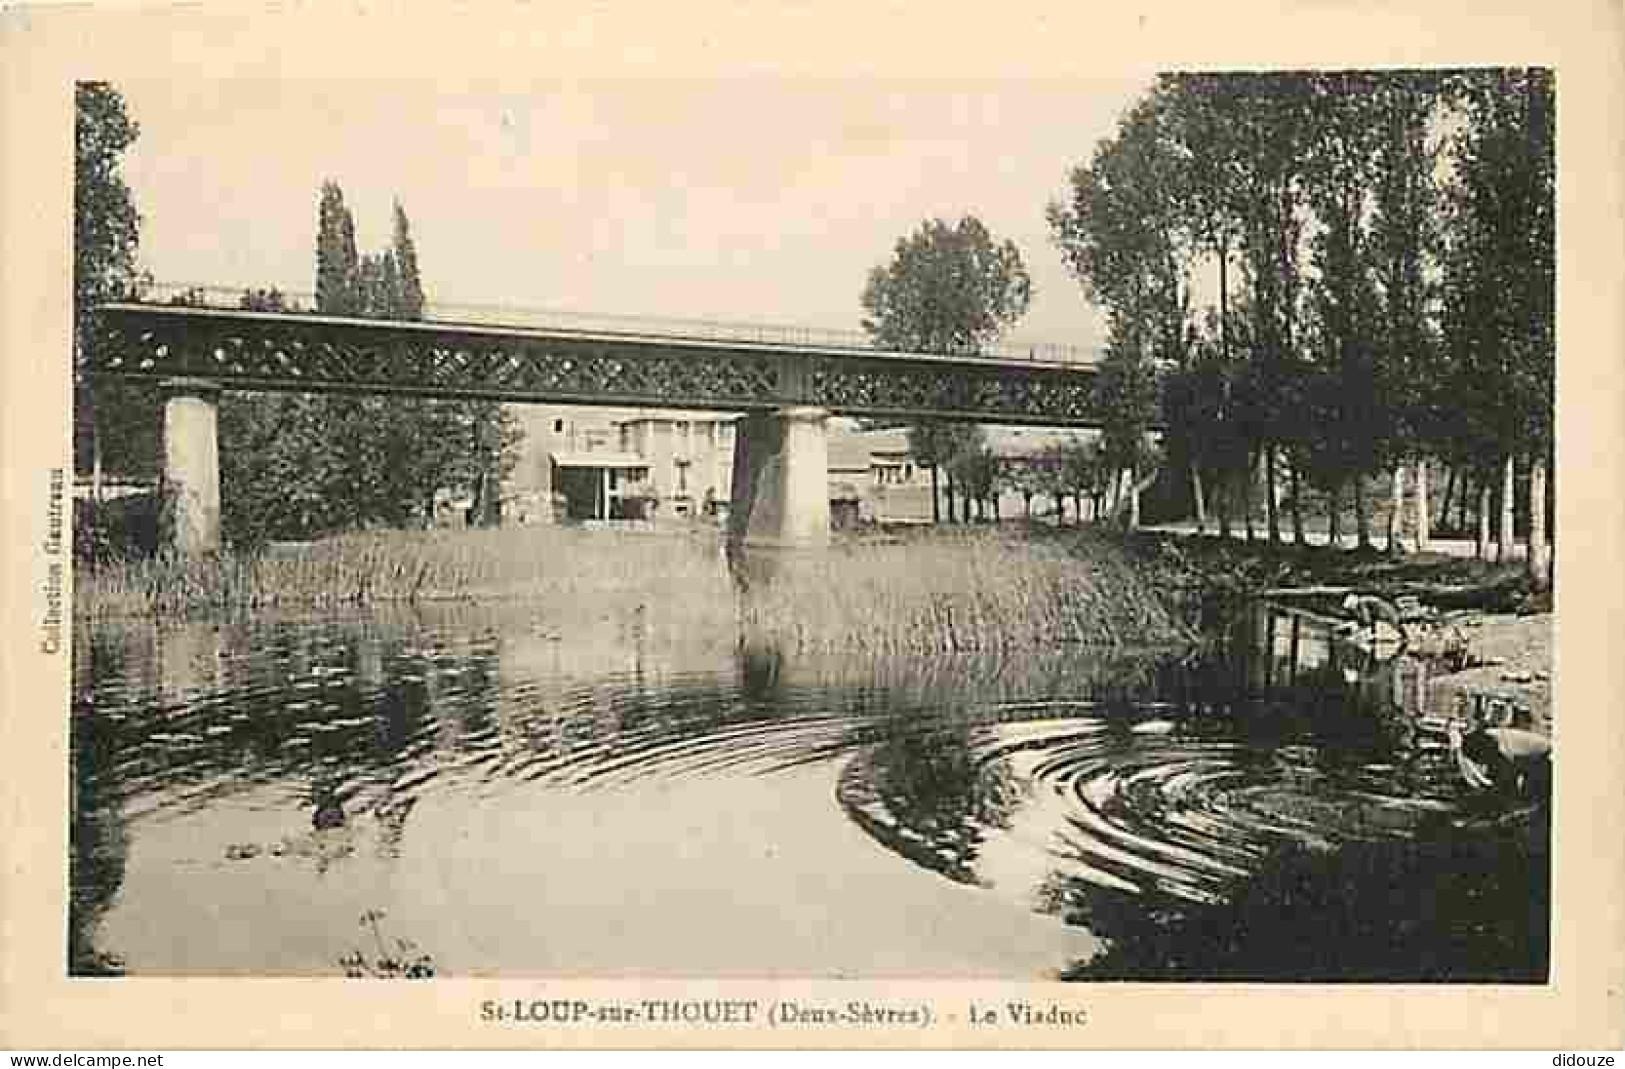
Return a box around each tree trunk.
[1216,233,1234,531]
[1415,458,1431,551]
[930,466,941,524]
[1328,483,1342,548]
[1289,463,1306,545]
[1242,453,1256,542]
[1388,462,1407,553]
[1075,492,1085,526]
[1476,481,1491,560]
[1545,445,1556,577]
[1457,474,1471,535]
[1191,463,1207,534]
[1438,465,1456,535]
[1022,492,1032,519]
[1264,447,1280,545]
[1528,452,1549,590]
[1354,476,1371,549]
[1497,453,1515,563]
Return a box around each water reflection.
[70,597,1546,979]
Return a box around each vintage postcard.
[2,0,1621,1051]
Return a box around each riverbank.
[1134,529,1554,733]
[1425,613,1553,733]
[74,523,1193,652]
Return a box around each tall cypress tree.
[316,181,360,316]
[75,82,157,482]
[311,182,371,528]
[391,200,425,320]
[222,185,520,540]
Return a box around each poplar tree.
[392,199,425,319]
[1049,94,1185,528]
[861,216,1032,525]
[1442,68,1554,581]
[316,181,361,317]
[74,82,156,484]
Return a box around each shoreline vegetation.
[1143,529,1554,733]
[73,523,1198,653]
[75,520,1548,726]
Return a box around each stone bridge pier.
[161,377,221,554]
[727,406,831,549]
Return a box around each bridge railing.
[116,281,1101,367]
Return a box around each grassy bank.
[77,526,731,613]
[76,523,1191,652]
[1135,528,1550,613]
[738,527,1192,653]
[1138,528,1555,732]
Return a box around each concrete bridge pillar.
[161,377,221,554]
[728,406,830,548]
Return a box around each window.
[554,419,565,434]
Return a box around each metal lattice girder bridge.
[92,303,1104,427]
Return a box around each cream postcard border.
[1,0,1621,1049]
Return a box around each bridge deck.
[93,301,1107,427]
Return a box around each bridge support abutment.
[728,406,830,549]
[161,377,221,554]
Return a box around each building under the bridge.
[498,406,1095,528]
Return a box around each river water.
[70,592,1548,980]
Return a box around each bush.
[73,491,169,563]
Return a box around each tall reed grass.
[77,526,731,617]
[735,528,1191,653]
[76,524,1190,651]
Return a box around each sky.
[116,77,1154,352]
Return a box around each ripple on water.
[72,605,1548,979]
[837,703,1517,913]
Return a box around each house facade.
[616,412,737,520]
[827,425,935,525]
[504,406,736,523]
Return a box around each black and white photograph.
[66,66,1558,982]
[5,0,1623,1052]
